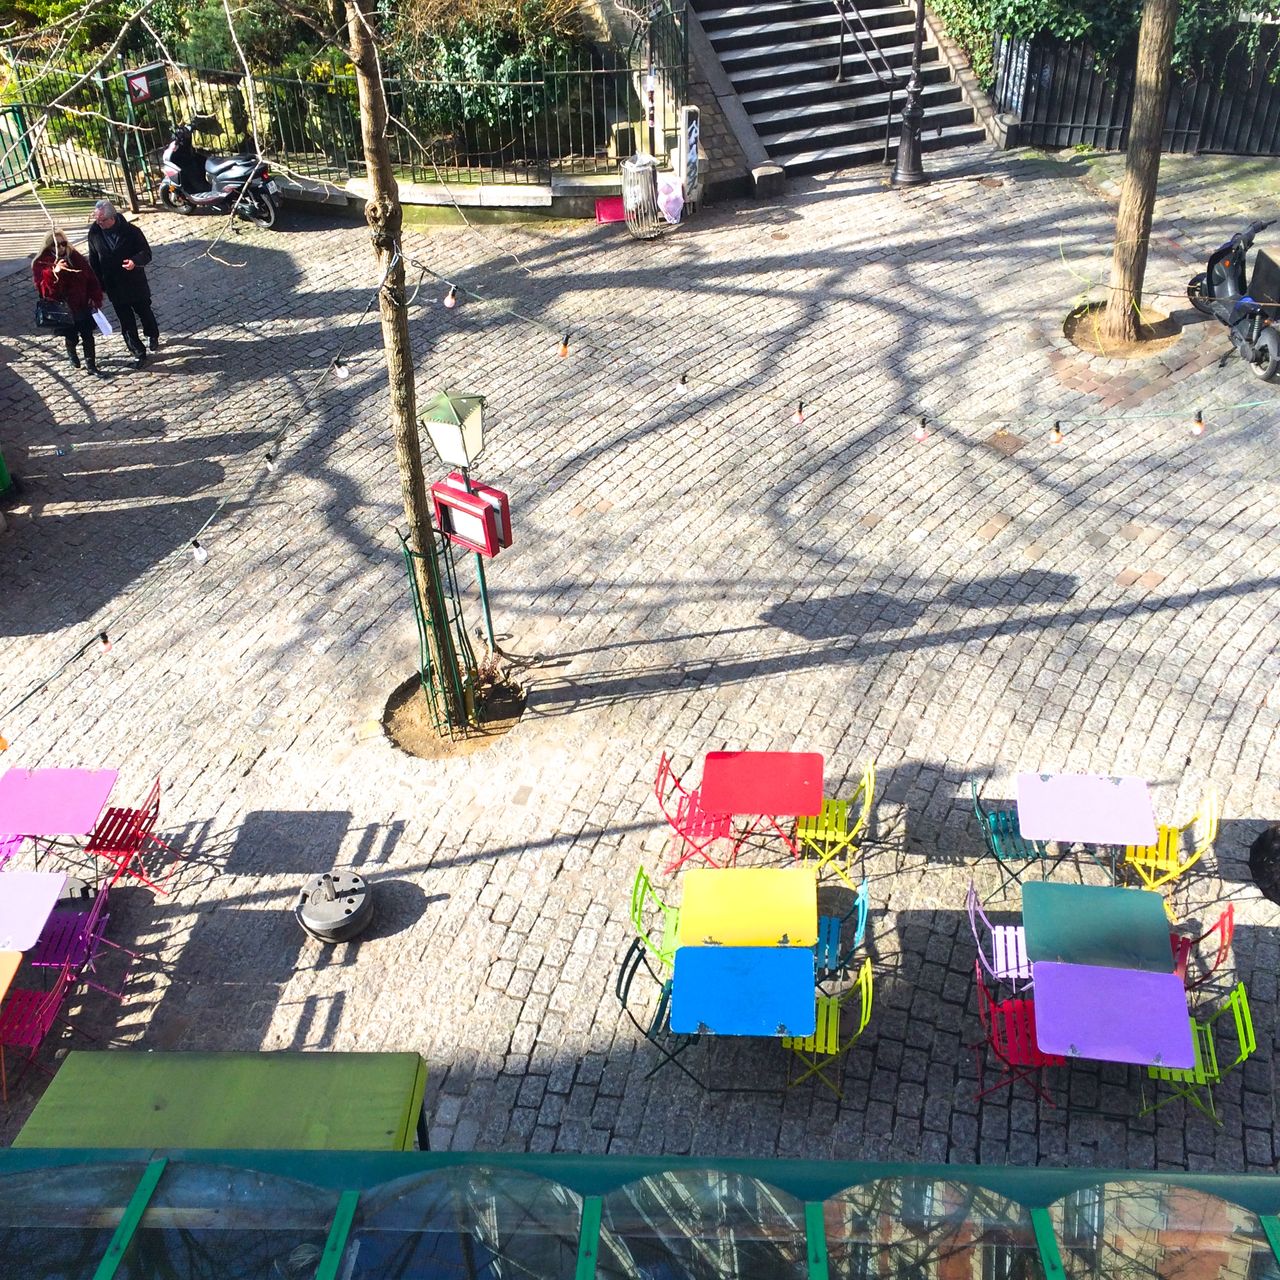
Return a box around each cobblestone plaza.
[1,145,1278,1169]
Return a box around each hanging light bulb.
[913,415,928,442]
[265,450,278,472]
[333,358,350,381]
[558,331,570,358]
[1049,421,1064,444]
[443,285,458,309]
[97,631,112,653]
[793,400,805,426]
[677,372,689,395]
[191,539,208,564]
[1190,409,1205,436]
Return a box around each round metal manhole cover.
[296,871,374,943]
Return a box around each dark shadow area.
[358,880,442,941]
[227,809,356,876]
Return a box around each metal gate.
[0,105,36,192]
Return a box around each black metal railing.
[992,24,1280,155]
[831,0,906,162]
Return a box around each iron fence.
[2,6,687,200]
[992,23,1280,155]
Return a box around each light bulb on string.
[97,631,112,653]
[443,285,458,309]
[677,372,689,395]
[191,539,208,564]
[793,400,805,426]
[558,331,570,358]
[1190,409,1205,435]
[913,415,928,442]
[265,450,278,472]
[1049,421,1064,444]
[333,358,350,381]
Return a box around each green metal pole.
[461,467,497,652]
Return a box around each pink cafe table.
[1032,961,1194,1068]
[1016,771,1158,847]
[0,768,118,845]
[0,871,68,951]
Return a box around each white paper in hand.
[91,309,112,336]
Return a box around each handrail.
[831,0,907,162]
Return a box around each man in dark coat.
[87,199,161,364]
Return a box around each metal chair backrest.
[1194,789,1221,857]
[847,957,873,1039]
[1217,981,1256,1072]
[965,880,997,980]
[654,753,688,827]
[629,866,673,961]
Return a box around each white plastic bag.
[91,309,112,336]
[656,173,684,225]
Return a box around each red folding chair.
[654,752,733,872]
[971,961,1063,1105]
[1170,903,1235,991]
[0,956,75,1102]
[85,776,180,894]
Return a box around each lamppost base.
[890,163,930,187]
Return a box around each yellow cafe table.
[678,866,818,948]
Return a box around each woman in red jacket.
[32,227,106,375]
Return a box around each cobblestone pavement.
[1,145,1279,1171]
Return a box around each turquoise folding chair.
[971,781,1049,892]
[816,879,869,986]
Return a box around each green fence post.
[94,68,139,212]
[91,1157,167,1280]
[575,1195,602,1280]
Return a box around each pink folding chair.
[1170,903,1235,992]
[654,752,733,872]
[29,881,139,998]
[0,956,75,1102]
[85,775,180,894]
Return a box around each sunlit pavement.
[1,144,1278,1168]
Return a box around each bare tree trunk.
[1101,0,1180,343]
[345,0,466,729]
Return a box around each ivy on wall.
[930,0,1276,91]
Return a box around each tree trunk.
[345,0,467,729]
[1101,0,1180,343]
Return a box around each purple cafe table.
[1016,772,1158,847]
[0,871,69,950]
[0,768,118,839]
[1031,962,1194,1068]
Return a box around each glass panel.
[342,1166,581,1279]
[1051,1182,1280,1280]
[0,1163,141,1280]
[596,1169,807,1280]
[824,1178,1046,1280]
[116,1164,337,1280]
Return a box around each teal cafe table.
[1022,882,1173,972]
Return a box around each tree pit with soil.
[383,672,527,760]
[1064,301,1182,359]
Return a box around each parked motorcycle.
[158,116,280,228]
[1187,219,1280,381]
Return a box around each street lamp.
[891,0,929,187]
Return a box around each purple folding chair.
[29,881,138,999]
[0,956,75,1102]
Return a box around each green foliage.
[930,0,1276,89]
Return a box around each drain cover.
[296,871,374,943]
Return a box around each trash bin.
[0,445,11,498]
[622,155,662,242]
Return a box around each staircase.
[692,0,985,175]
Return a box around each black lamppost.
[891,0,929,186]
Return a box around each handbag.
[35,296,74,330]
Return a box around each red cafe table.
[700,751,824,857]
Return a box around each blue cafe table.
[670,945,816,1037]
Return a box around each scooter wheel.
[244,191,277,229]
[1187,272,1213,317]
[1250,327,1280,381]
[160,186,195,214]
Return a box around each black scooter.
[1187,220,1280,381]
[158,116,280,228]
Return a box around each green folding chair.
[1139,981,1255,1124]
[796,759,875,889]
[971,781,1049,892]
[782,957,873,1097]
[630,865,680,970]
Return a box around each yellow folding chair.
[782,957,873,1097]
[1124,789,1220,893]
[795,758,875,889]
